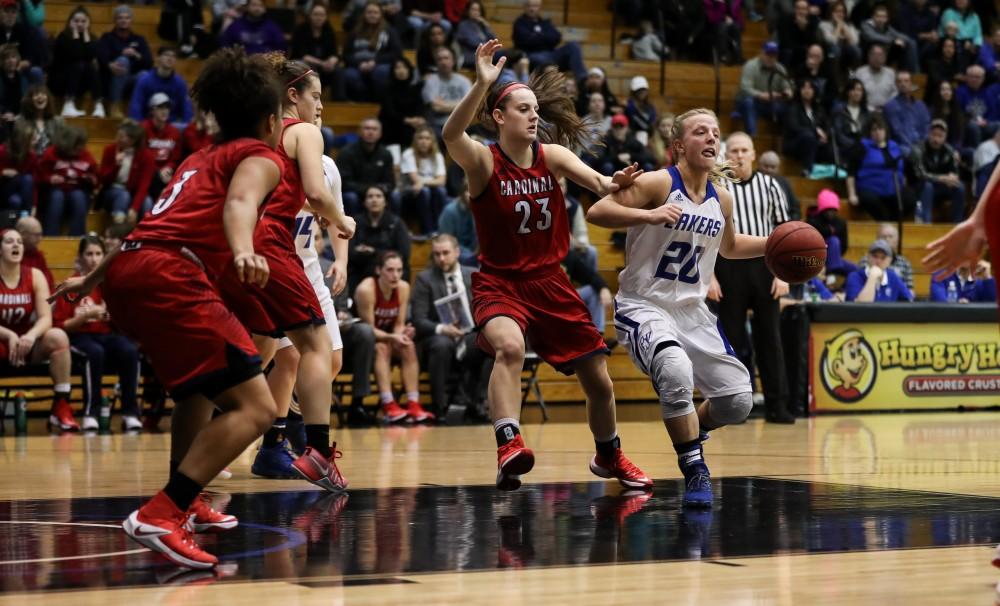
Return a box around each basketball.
[765,221,827,284]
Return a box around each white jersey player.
[277,154,345,353]
[587,108,770,508]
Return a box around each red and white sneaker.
[187,493,238,533]
[406,401,435,423]
[496,435,534,491]
[292,444,348,492]
[48,398,80,432]
[382,400,409,423]
[590,449,653,489]
[122,491,218,570]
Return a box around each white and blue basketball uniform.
[614,166,751,400]
[278,155,344,351]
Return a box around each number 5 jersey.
[618,165,725,308]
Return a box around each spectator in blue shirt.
[97,6,153,120]
[846,115,916,221]
[845,239,914,302]
[218,0,287,55]
[512,0,586,81]
[438,182,477,267]
[979,25,1000,81]
[956,64,1000,145]
[930,261,997,302]
[128,47,193,125]
[882,70,930,156]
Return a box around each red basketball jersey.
[373,282,400,333]
[471,142,569,275]
[255,119,308,249]
[53,271,111,335]
[126,138,283,277]
[0,265,34,336]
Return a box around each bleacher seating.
[7,0,968,417]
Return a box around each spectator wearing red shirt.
[142,92,181,200]
[14,216,52,290]
[98,119,156,224]
[36,126,97,236]
[179,107,217,161]
[53,235,143,432]
[0,134,34,216]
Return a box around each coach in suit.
[411,234,491,421]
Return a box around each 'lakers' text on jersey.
[471,142,569,275]
[618,166,726,308]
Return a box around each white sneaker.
[122,415,143,431]
[60,101,85,118]
[91,102,106,118]
[81,416,99,431]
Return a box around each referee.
[712,132,795,423]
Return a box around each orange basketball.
[764,221,827,284]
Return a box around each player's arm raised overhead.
[718,185,767,259]
[585,170,678,228]
[224,155,282,287]
[441,40,502,196]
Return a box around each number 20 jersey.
[618,166,725,308]
[470,142,568,275]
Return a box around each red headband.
[287,69,315,88]
[492,83,530,112]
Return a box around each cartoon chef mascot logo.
[820,329,876,403]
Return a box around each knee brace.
[649,342,695,420]
[706,392,753,426]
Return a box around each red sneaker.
[187,493,238,533]
[496,435,534,491]
[122,491,218,569]
[292,444,348,492]
[590,449,653,489]
[48,398,80,432]
[381,400,408,423]
[405,400,435,423]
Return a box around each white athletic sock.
[380,392,395,405]
[594,430,618,443]
[405,392,419,403]
[493,417,519,432]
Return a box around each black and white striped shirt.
[728,171,790,237]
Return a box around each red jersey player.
[216,54,356,492]
[52,48,287,570]
[441,40,651,491]
[0,228,76,431]
[923,161,1000,571]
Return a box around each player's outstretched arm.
[719,187,766,259]
[586,170,675,228]
[923,161,999,277]
[442,40,502,193]
[544,144,643,197]
[224,156,282,287]
[49,246,120,303]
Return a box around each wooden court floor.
[1,411,999,605]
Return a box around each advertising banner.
[810,323,1000,411]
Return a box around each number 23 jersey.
[471,142,568,275]
[618,166,725,308]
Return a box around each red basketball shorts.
[216,224,324,337]
[472,266,608,375]
[103,247,261,400]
